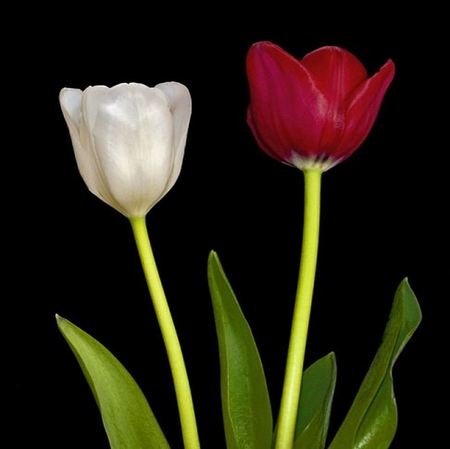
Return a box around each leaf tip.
[208,249,218,261]
[207,250,222,273]
[55,314,67,328]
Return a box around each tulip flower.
[59,82,191,218]
[60,81,200,449]
[246,41,395,171]
[246,41,396,449]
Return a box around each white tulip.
[59,82,192,218]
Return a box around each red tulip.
[246,41,395,171]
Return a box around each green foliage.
[57,271,420,449]
[57,315,170,449]
[208,251,273,449]
[294,352,337,449]
[328,279,421,449]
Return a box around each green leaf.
[328,278,422,449]
[207,251,273,449]
[294,352,337,449]
[56,315,170,449]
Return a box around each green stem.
[129,216,200,449]
[275,169,322,449]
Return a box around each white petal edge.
[155,82,192,196]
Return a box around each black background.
[8,4,445,448]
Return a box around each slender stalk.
[129,216,200,449]
[275,169,322,449]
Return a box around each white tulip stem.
[129,216,201,449]
[275,169,322,449]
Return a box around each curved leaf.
[207,251,273,449]
[56,315,170,449]
[328,278,421,449]
[294,352,337,449]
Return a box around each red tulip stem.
[129,216,201,449]
[275,169,322,449]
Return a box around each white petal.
[84,83,176,216]
[155,82,192,196]
[59,88,104,197]
[59,88,83,130]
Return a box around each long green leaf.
[328,278,421,449]
[294,352,337,449]
[207,251,273,449]
[56,315,170,449]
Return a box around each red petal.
[246,41,329,161]
[300,47,369,152]
[301,46,368,102]
[336,59,395,158]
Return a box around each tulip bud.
[246,41,395,171]
[60,82,192,218]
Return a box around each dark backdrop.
[8,4,445,448]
